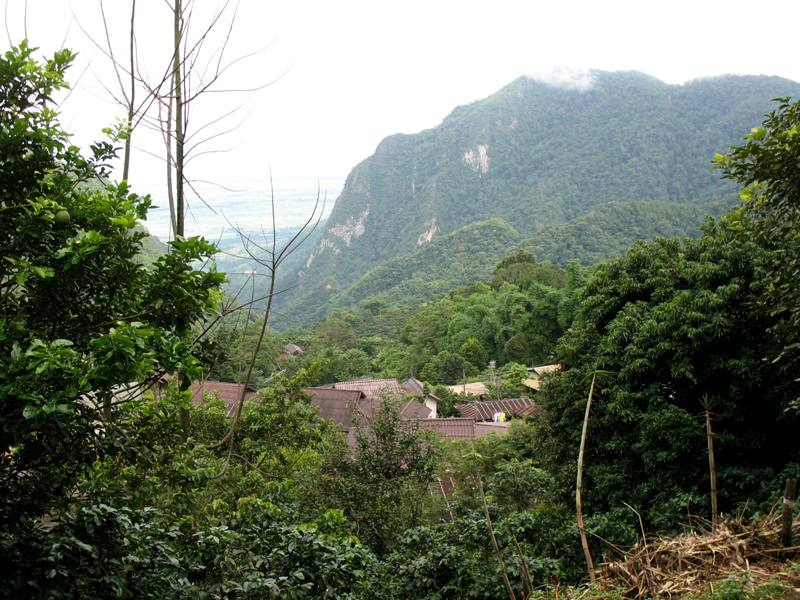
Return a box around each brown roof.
[304,387,365,432]
[474,421,511,436]
[417,418,478,440]
[399,399,432,419]
[517,403,541,418]
[281,343,305,356]
[189,380,258,418]
[415,418,510,441]
[401,377,425,396]
[455,398,536,421]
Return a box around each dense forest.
[2,44,799,599]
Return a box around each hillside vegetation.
[274,71,800,328]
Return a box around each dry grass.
[597,513,800,599]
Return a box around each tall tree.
[715,98,800,400]
[0,43,224,524]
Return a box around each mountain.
[273,70,800,328]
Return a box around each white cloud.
[526,66,595,92]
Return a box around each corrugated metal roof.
[456,398,536,421]
[190,380,258,418]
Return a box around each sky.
[3,0,799,237]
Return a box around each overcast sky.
[3,0,799,235]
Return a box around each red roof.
[189,380,258,418]
[455,398,536,421]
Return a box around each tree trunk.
[576,373,596,583]
[705,405,718,528]
[173,0,184,238]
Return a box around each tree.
[459,337,487,370]
[538,229,799,530]
[715,98,800,394]
[420,351,475,385]
[310,399,438,553]
[0,44,223,524]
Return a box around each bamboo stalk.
[576,373,596,583]
[478,477,518,600]
[704,400,718,529]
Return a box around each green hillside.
[272,71,800,328]
[275,199,718,328]
[520,198,724,265]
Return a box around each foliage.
[0,44,223,525]
[1,501,376,599]
[275,71,799,328]
[538,227,799,530]
[420,350,476,385]
[715,97,800,393]
[307,399,439,553]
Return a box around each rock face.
[275,70,800,327]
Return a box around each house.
[530,363,561,377]
[316,377,437,418]
[189,380,259,418]
[401,377,440,418]
[455,397,537,422]
[303,387,368,447]
[304,378,433,447]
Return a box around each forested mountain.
[274,71,800,328]
[275,199,713,328]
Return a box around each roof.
[416,418,510,441]
[190,380,258,418]
[401,377,425,397]
[417,418,478,440]
[304,387,365,432]
[522,378,541,391]
[531,363,561,376]
[455,398,537,421]
[446,382,488,397]
[323,378,405,400]
[475,421,511,437]
[400,399,432,419]
[304,385,431,445]
[281,343,305,356]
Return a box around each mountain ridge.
[272,70,800,328]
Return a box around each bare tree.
[78,0,278,240]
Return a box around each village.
[184,342,561,444]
